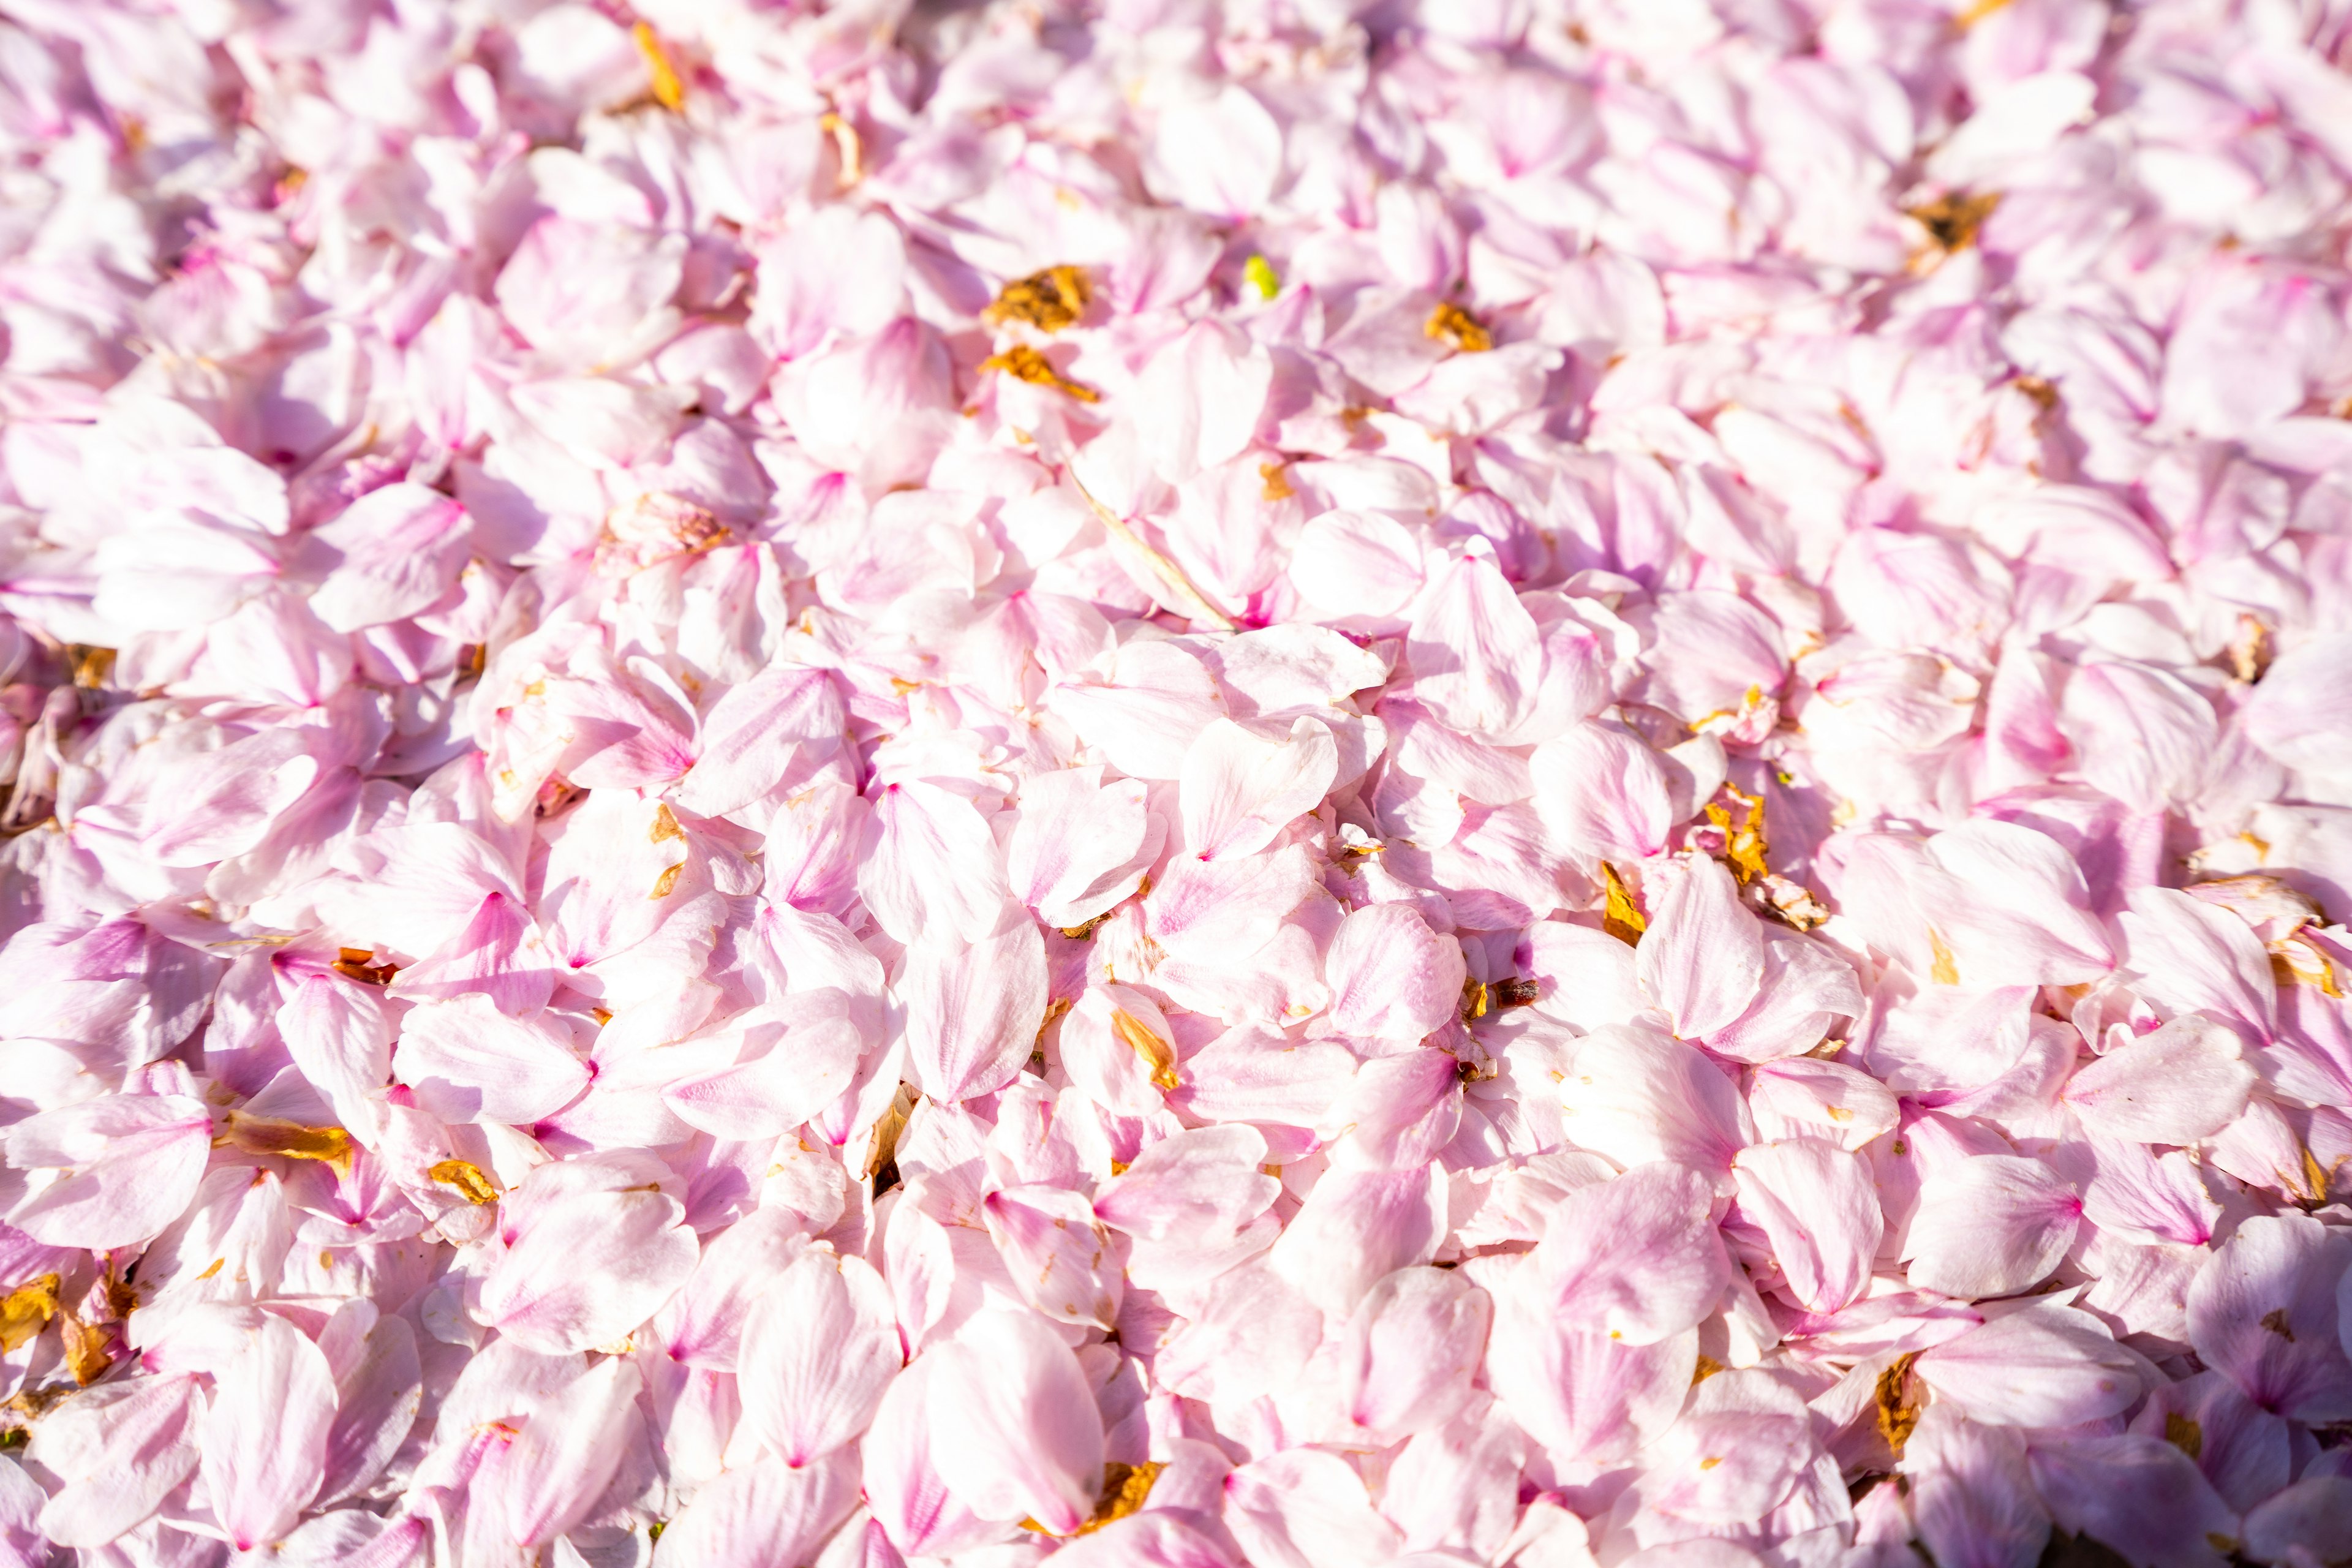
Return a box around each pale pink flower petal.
[3,1093,214,1251]
[475,1157,699,1355]
[1538,1162,1730,1346]
[1180,715,1339,863]
[2191,1213,2352,1423]
[1322,902,1468,1044]
[1636,854,1765,1042]
[651,1452,859,1568]
[199,1314,337,1551]
[1223,1447,1403,1568]
[924,1308,1104,1537]
[2061,1013,2257,1146]
[1913,1303,2141,1429]
[900,919,1048,1104]
[1903,1155,2082,1300]
[1005,766,1159,929]
[1732,1138,1883,1314]
[736,1250,900,1467]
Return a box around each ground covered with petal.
[5,0,2352,1564]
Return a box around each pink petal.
[1323,902,1468,1044]
[858,779,1015,946]
[1913,1303,2141,1428]
[4,1093,213,1251]
[2242,631,2352,775]
[901,919,1048,1104]
[393,994,589,1126]
[737,1250,900,1466]
[475,1159,699,1355]
[305,483,473,633]
[2062,1013,2256,1145]
[1006,766,1159,928]
[2190,1213,2352,1423]
[925,1309,1104,1536]
[1223,1448,1403,1568]
[2024,1436,2239,1568]
[1903,1407,2049,1568]
[1180,715,1339,862]
[1407,542,1544,740]
[982,1183,1122,1329]
[489,1357,644,1546]
[652,1452,861,1568]
[199,1314,336,1551]
[1902,1154,2082,1299]
[1636,854,1765,1041]
[1732,1137,1883,1313]
[1269,1165,1447,1314]
[1334,1266,1491,1444]
[1539,1161,1730,1345]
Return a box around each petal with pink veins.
[1913,1303,2141,1428]
[662,999,865,1139]
[2242,631,2352,776]
[305,483,473,633]
[858,778,1015,946]
[1903,1407,2049,1568]
[925,1308,1104,1537]
[1223,1447,1403,1568]
[901,919,1048,1104]
[1558,1025,1754,1176]
[1323,902,1468,1044]
[736,1249,900,1466]
[388,891,559,1016]
[673,666,847,821]
[2117,886,2277,1047]
[486,1356,645,1547]
[2190,1213,2352,1422]
[1047,1512,1245,1568]
[2024,1436,2238,1568]
[2062,1013,2256,1145]
[27,1374,203,1548]
[199,1314,337,1552]
[1903,1154,2081,1299]
[982,1182,1123,1329]
[1269,1164,1447,1314]
[652,1206,810,1370]
[1333,1266,1491,1445]
[394,994,589,1126]
[1540,1162,1730,1344]
[1636,854,1765,1041]
[1732,1138,1883,1313]
[651,1451,860,1568]
[1487,1254,1695,1468]
[1180,715,1339,862]
[1006,766,1159,929]
[861,1355,999,1559]
[1408,542,1544,741]
[474,1158,699,1355]
[1634,1369,1815,1532]
[1531,720,1676,866]
[4,1093,214,1251]
[276,972,393,1133]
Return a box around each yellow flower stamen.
[1426,301,1491,353]
[631,23,685,111]
[985,266,1093,333]
[1601,861,1647,946]
[428,1159,502,1205]
[980,344,1100,402]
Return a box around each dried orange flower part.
[985,266,1093,333]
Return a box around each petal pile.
[4,0,2352,1565]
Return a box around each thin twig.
[1063,468,1237,633]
